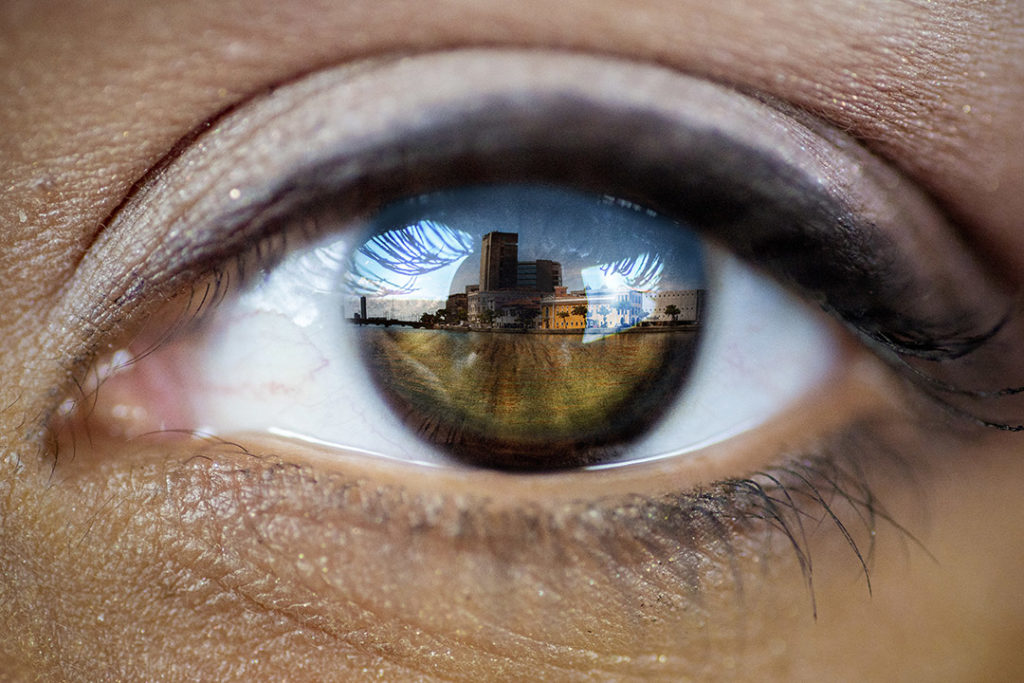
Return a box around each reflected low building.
[469,288,543,328]
[540,287,591,330]
[541,287,647,330]
[445,291,468,320]
[541,287,704,330]
[647,289,703,323]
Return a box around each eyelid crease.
[40,48,1021,434]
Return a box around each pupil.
[346,185,706,470]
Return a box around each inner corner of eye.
[72,184,838,472]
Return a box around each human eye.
[72,181,840,472]
[42,49,1023,676]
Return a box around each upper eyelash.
[65,54,1004,363]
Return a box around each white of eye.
[181,233,837,469]
[587,247,836,469]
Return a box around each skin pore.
[2,0,1023,680]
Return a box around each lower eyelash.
[553,451,895,619]
[154,414,927,620]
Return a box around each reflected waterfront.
[345,185,706,341]
[360,327,699,469]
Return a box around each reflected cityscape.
[349,225,704,339]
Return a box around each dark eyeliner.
[46,50,1019,436]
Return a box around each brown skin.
[2,0,1024,680]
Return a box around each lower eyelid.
[21,399,949,678]
[92,375,921,644]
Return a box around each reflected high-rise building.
[473,232,567,328]
[480,231,519,291]
[517,259,562,293]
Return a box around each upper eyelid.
[38,48,1012,428]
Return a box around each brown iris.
[361,328,699,469]
[347,185,706,470]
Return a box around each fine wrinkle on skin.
[35,455,696,679]
[2,438,880,679]
[723,1,1023,275]
[34,448,728,675]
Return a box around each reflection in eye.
[84,185,838,471]
[351,187,700,469]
